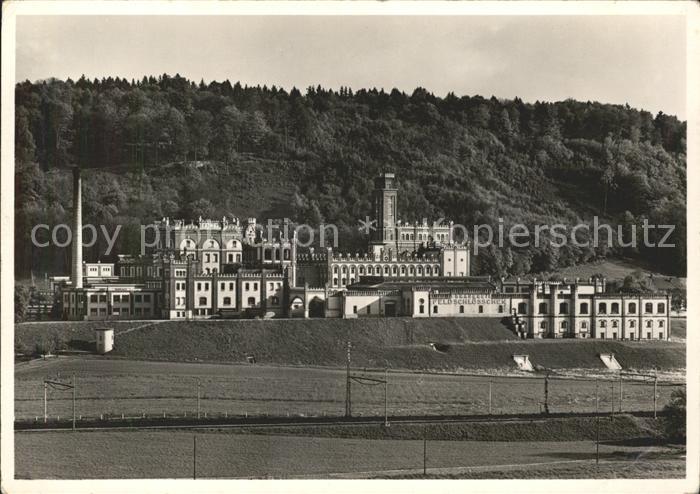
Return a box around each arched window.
[459,305,465,313]
[611,303,620,314]
[223,297,231,306]
[199,297,207,305]
[561,321,568,329]
[384,266,390,275]
[538,302,548,314]
[247,296,256,306]
[612,320,618,328]
[426,266,432,275]
[657,303,665,314]
[517,302,527,314]
[559,302,569,314]
[645,303,653,314]
[601,320,607,328]
[598,302,607,314]
[580,302,589,314]
[392,265,397,275]
[628,302,637,313]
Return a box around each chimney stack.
[71,167,83,288]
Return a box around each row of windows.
[262,248,291,261]
[598,332,664,340]
[333,264,441,276]
[88,293,152,303]
[516,301,665,315]
[89,307,152,316]
[539,319,665,330]
[195,296,279,306]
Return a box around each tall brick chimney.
[71,167,83,288]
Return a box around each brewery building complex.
[58,170,671,340]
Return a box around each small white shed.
[95,328,114,354]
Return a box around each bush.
[662,388,685,442]
[15,285,31,322]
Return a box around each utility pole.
[345,341,351,418]
[72,373,76,431]
[595,379,599,415]
[384,368,389,427]
[193,435,197,479]
[423,429,427,476]
[610,381,615,419]
[596,412,600,465]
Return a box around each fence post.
[543,372,550,415]
[488,379,492,415]
[197,378,201,420]
[653,373,658,419]
[384,368,389,427]
[44,381,48,423]
[619,372,623,413]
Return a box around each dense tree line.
[15,74,686,278]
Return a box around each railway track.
[16,409,664,432]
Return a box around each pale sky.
[15,15,687,119]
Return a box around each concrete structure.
[56,171,672,340]
[95,328,114,354]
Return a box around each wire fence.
[15,368,685,424]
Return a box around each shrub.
[662,388,685,442]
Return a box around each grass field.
[15,358,684,421]
[15,428,685,479]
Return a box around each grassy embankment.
[16,317,685,372]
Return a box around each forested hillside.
[15,75,686,278]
